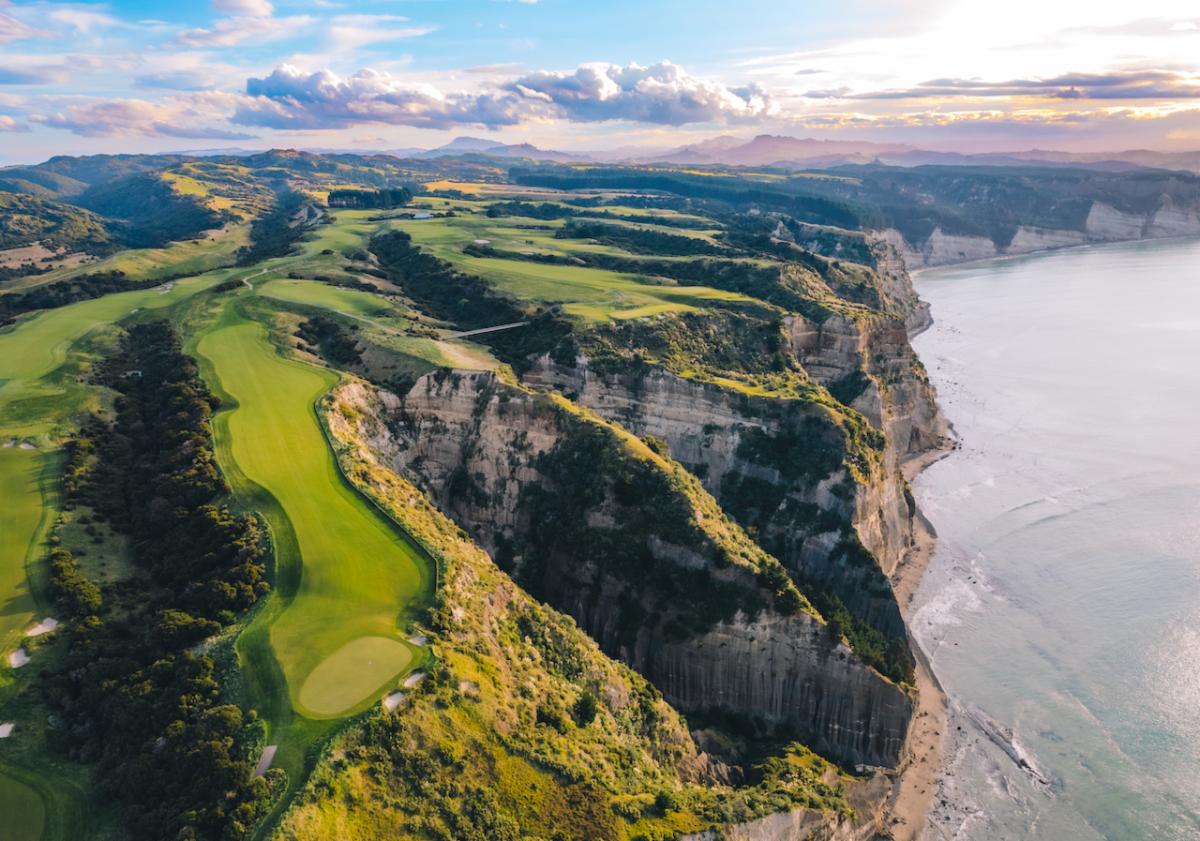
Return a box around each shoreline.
[906,231,1200,278]
[876,426,959,839]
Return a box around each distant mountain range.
[169,134,1200,173]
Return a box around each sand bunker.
[382,691,405,711]
[403,670,426,689]
[8,648,30,668]
[0,723,13,738]
[26,617,59,637]
[407,635,429,646]
[254,745,277,778]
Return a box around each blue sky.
[2,0,1199,163]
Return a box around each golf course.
[196,310,431,720]
[0,274,228,841]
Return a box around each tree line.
[326,187,414,209]
[42,321,273,840]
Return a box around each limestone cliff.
[353,369,914,768]
[880,194,1200,269]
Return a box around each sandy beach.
[879,443,957,840]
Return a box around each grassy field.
[196,310,431,719]
[1,226,250,293]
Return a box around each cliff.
[275,378,867,839]
[354,370,914,769]
[878,194,1200,269]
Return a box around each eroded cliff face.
[523,291,947,649]
[879,194,1200,269]
[352,369,914,768]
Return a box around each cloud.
[213,0,273,16]
[505,61,776,124]
[234,65,531,130]
[326,15,434,51]
[0,114,30,132]
[30,94,256,139]
[46,8,121,33]
[135,71,224,92]
[849,69,1200,101]
[234,61,777,131]
[175,14,312,47]
[0,9,46,43]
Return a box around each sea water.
[910,238,1200,841]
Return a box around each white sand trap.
[402,671,426,689]
[0,723,13,738]
[18,442,35,450]
[473,239,491,245]
[407,635,429,646]
[26,617,59,637]
[8,648,30,668]
[2,440,13,448]
[253,745,278,778]
[382,691,405,711]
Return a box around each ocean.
[910,237,1200,841]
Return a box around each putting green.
[297,636,413,716]
[196,315,428,719]
[0,770,44,841]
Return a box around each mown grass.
[0,449,44,659]
[0,768,45,841]
[392,215,754,321]
[196,308,432,720]
[258,278,396,319]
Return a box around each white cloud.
[0,114,30,132]
[326,15,434,52]
[175,14,313,48]
[213,0,273,16]
[46,8,121,33]
[509,61,776,124]
[30,93,256,139]
[0,9,45,43]
[235,64,532,130]
[233,61,776,131]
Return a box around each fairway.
[0,274,223,660]
[0,770,44,841]
[0,449,44,658]
[0,275,225,428]
[258,278,395,318]
[196,315,429,718]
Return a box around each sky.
[2,0,1200,163]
